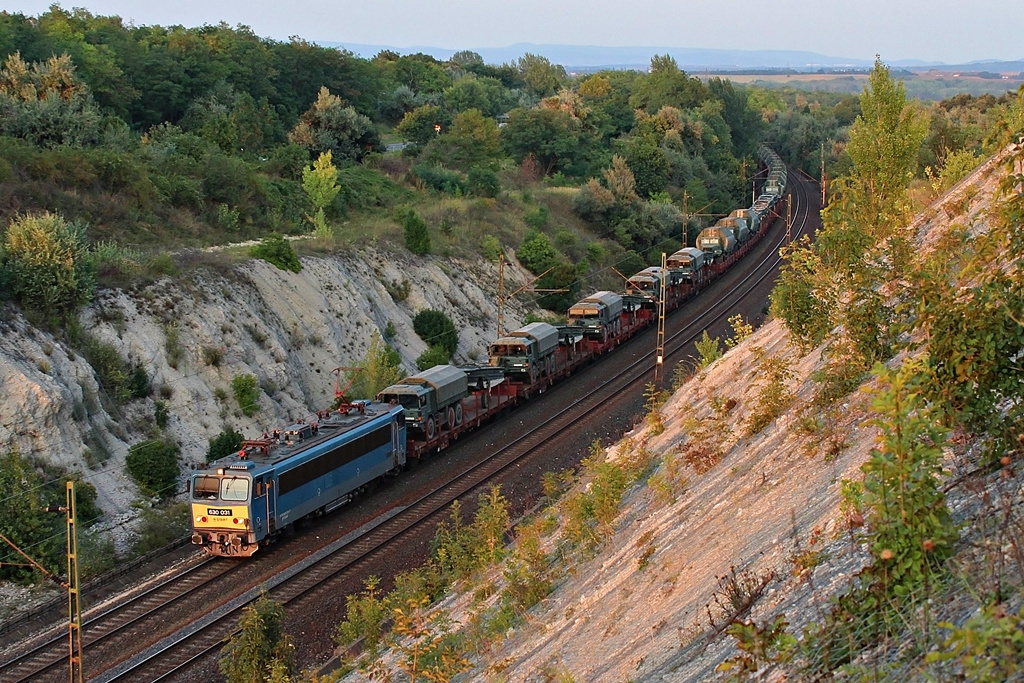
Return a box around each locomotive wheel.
[426,415,437,441]
[454,403,463,426]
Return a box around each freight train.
[189,147,788,557]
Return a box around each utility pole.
[654,252,667,384]
[65,482,83,683]
[820,141,827,207]
[786,195,793,245]
[681,191,688,247]
[1,490,80,682]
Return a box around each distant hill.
[320,41,1024,74]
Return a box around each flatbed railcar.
[189,147,791,557]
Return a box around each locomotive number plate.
[207,508,232,516]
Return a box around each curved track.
[0,168,819,683]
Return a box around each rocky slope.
[333,146,1021,681]
[0,247,533,530]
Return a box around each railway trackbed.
[0,169,816,682]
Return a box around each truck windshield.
[193,475,219,500]
[221,477,250,502]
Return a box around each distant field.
[703,71,1023,100]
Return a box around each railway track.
[0,168,817,683]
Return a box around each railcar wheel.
[454,403,463,426]
[426,415,437,441]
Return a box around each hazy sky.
[7,0,1023,65]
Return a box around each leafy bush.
[401,208,431,255]
[467,166,500,198]
[249,233,301,273]
[517,229,558,274]
[412,164,467,195]
[126,440,181,498]
[231,374,262,416]
[417,344,451,370]
[480,234,503,262]
[524,206,549,229]
[208,427,245,462]
[132,502,189,555]
[412,309,458,355]
[154,400,170,429]
[80,335,149,406]
[2,211,95,319]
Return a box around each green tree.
[126,441,180,498]
[2,211,95,319]
[349,331,404,399]
[860,360,956,592]
[289,86,382,162]
[516,229,559,274]
[845,56,927,238]
[208,428,244,463]
[501,107,579,176]
[0,51,103,147]
[395,103,451,149]
[302,150,341,237]
[402,208,431,255]
[624,137,670,198]
[418,108,502,172]
[412,309,458,356]
[220,592,295,683]
[629,55,708,114]
[0,451,62,583]
[517,53,566,98]
[231,374,262,417]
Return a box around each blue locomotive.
[190,401,405,557]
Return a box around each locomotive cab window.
[221,477,250,502]
[193,475,219,500]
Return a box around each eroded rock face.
[0,247,529,522]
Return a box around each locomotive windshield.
[221,476,250,501]
[193,474,250,501]
[193,475,219,500]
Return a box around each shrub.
[154,400,170,429]
[80,335,144,406]
[231,374,261,417]
[412,164,467,195]
[412,309,458,355]
[221,591,296,683]
[417,344,451,370]
[126,440,181,498]
[208,427,244,462]
[480,234,503,262]
[517,229,558,274]
[401,208,431,255]
[467,166,500,198]
[2,211,95,319]
[132,502,189,555]
[695,330,722,368]
[249,233,301,273]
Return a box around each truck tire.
[447,406,456,430]
[454,403,463,426]
[426,415,437,441]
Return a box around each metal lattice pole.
[66,481,83,683]
[654,252,667,384]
